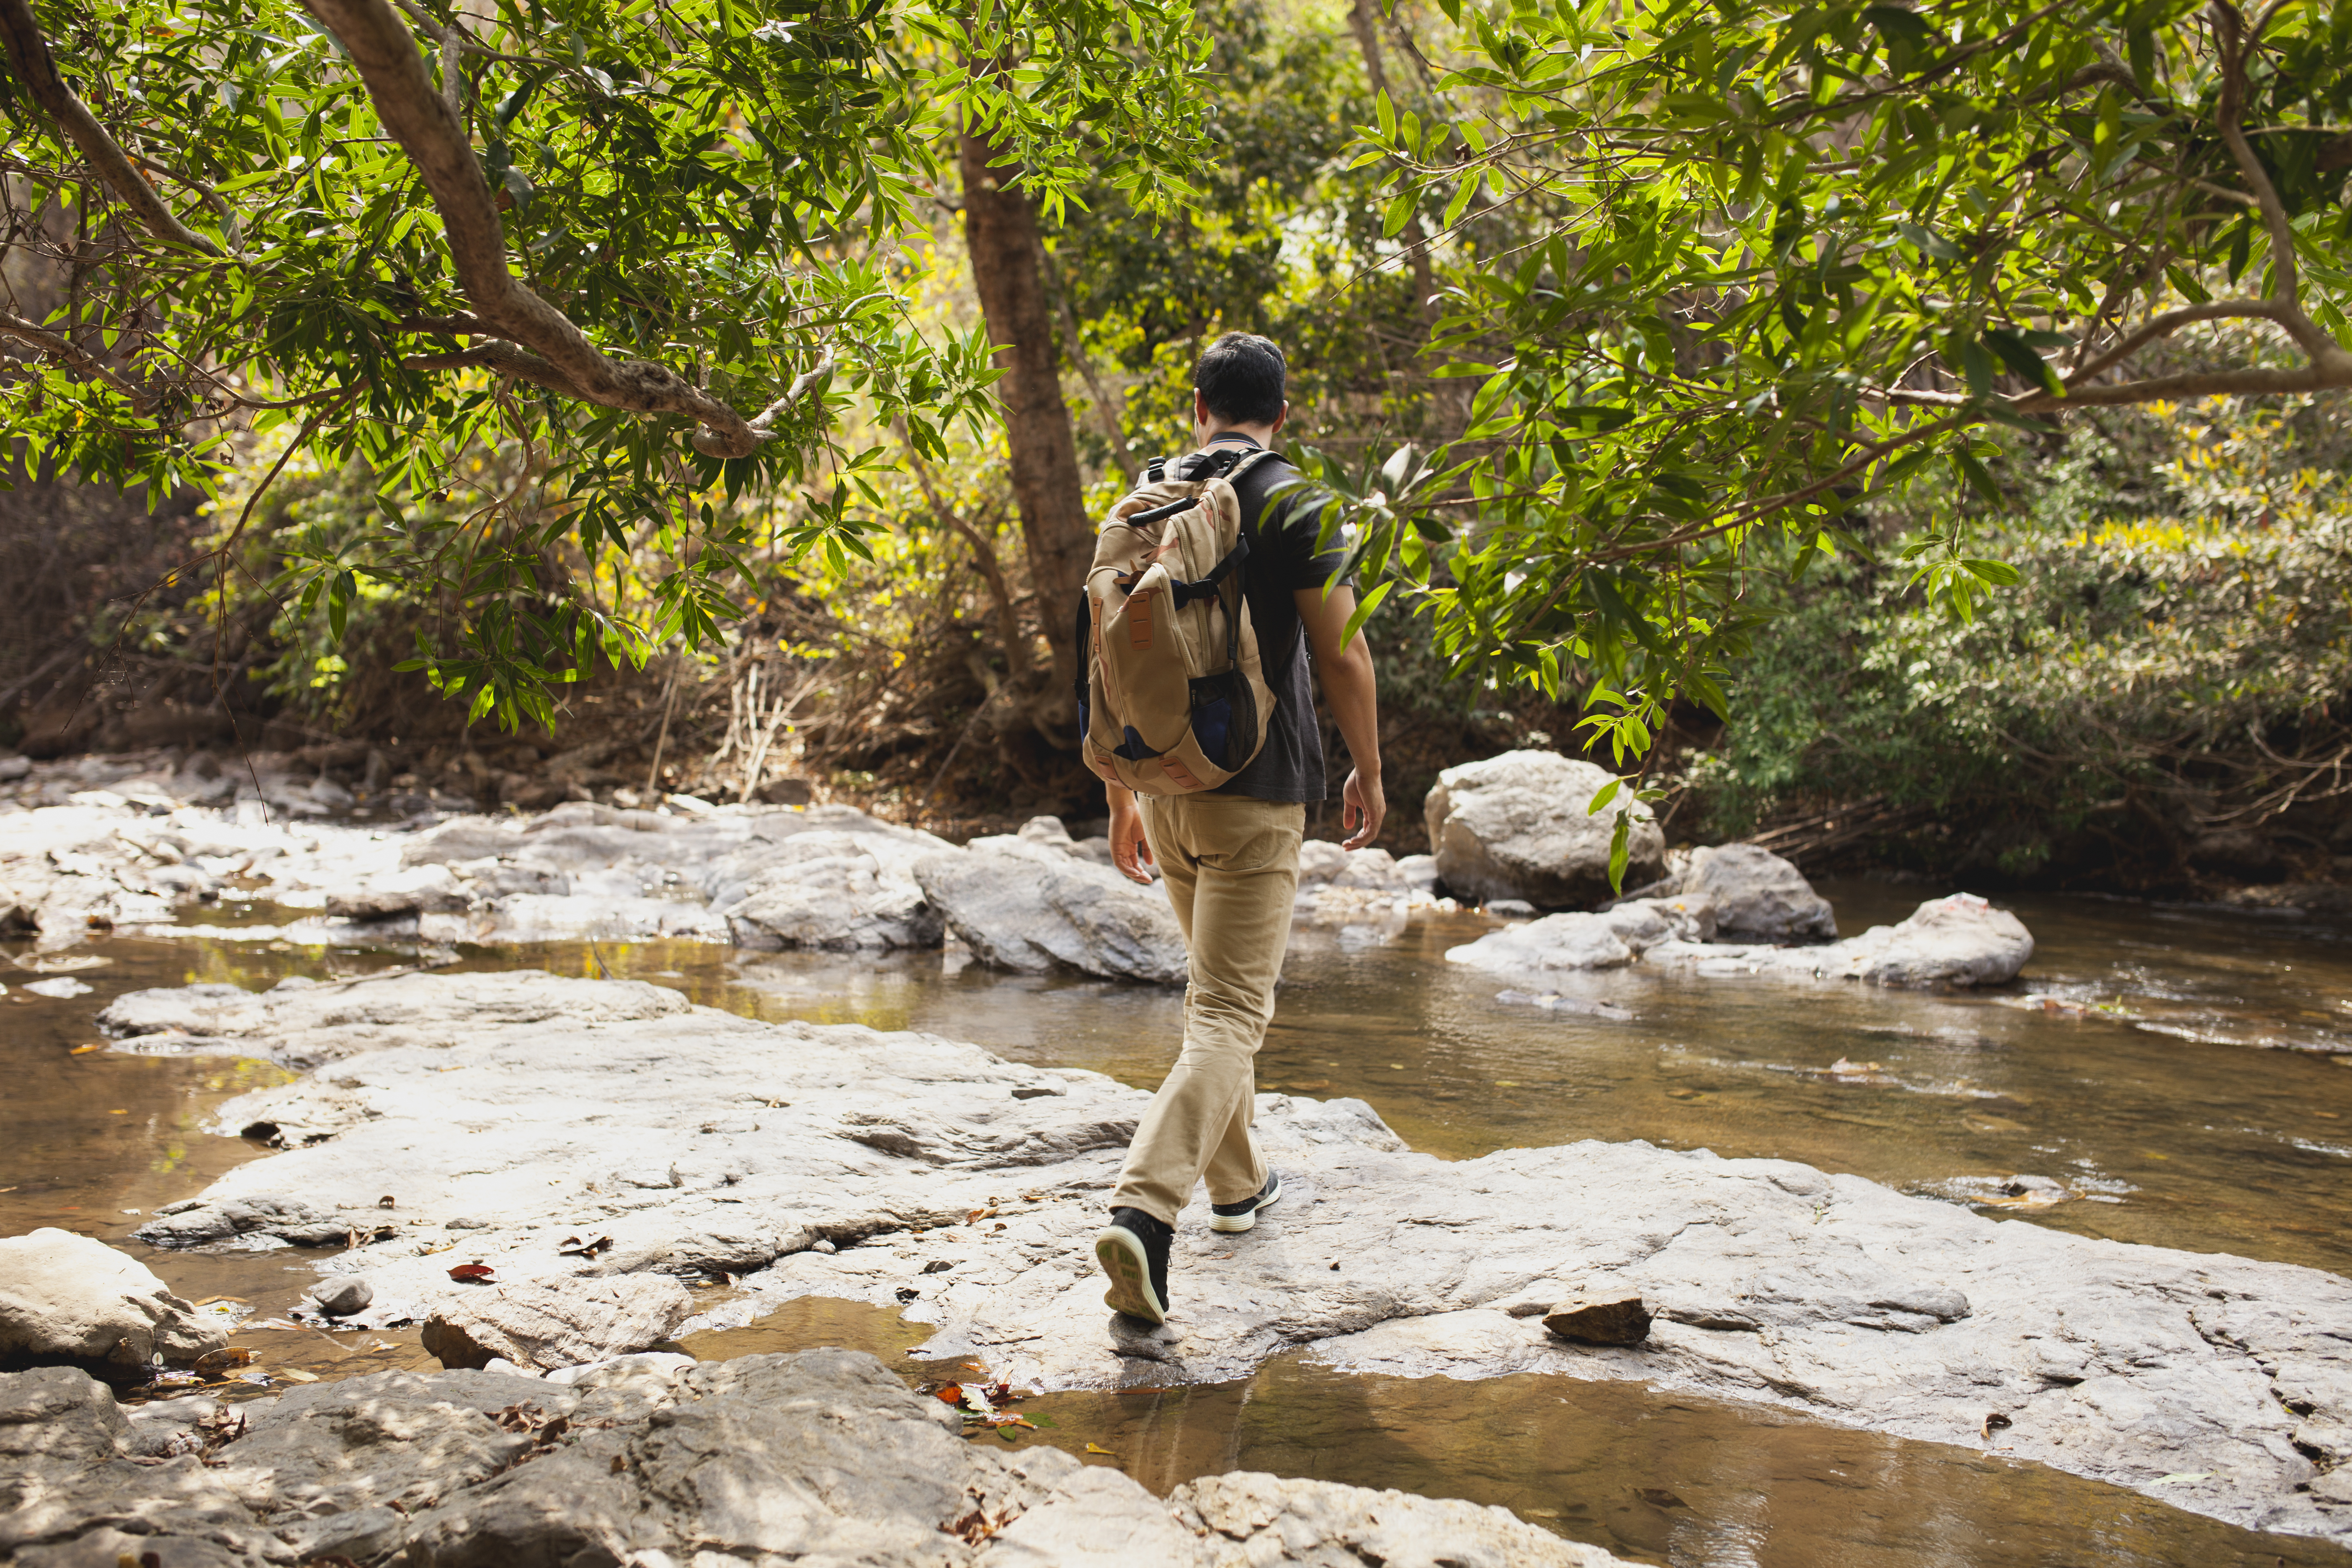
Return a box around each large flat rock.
[98,970,2352,1547]
[2,1354,1622,1567]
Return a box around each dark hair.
[1192,332,1286,427]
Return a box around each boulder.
[1444,911,1637,975]
[323,863,463,920]
[1541,1294,1653,1346]
[1831,892,2033,987]
[712,833,944,950]
[0,1354,1630,1568]
[0,1230,225,1366]
[132,1194,351,1249]
[419,1275,696,1371]
[916,843,1186,983]
[1681,842,1836,943]
[1424,750,1663,908]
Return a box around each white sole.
[1209,1174,1282,1233]
[1093,1226,1166,1323]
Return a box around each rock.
[93,970,2352,1543]
[1424,750,1664,908]
[1541,1294,1653,1346]
[1445,911,1637,975]
[1167,1471,1622,1567]
[307,1277,373,1317]
[419,1275,696,1371]
[0,1230,226,1367]
[1297,838,1350,884]
[1830,892,2034,987]
[1485,897,1536,918]
[709,830,945,950]
[323,864,463,919]
[0,1355,1631,1567]
[916,843,1187,983]
[1681,843,1836,943]
[131,1194,351,1249]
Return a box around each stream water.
[5,879,2350,1565]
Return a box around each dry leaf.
[448,1263,495,1283]
[1083,1442,1119,1456]
[277,1368,320,1383]
[70,1044,100,1055]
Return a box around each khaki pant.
[1112,794,1304,1225]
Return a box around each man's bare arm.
[1296,584,1385,849]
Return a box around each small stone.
[309,1277,374,1317]
[1542,1294,1653,1346]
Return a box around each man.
[1092,331,1385,1325]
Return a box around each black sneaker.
[1209,1170,1282,1233]
[1094,1207,1172,1323]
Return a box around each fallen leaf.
[965,1207,997,1223]
[1328,1260,1340,1271]
[1083,1442,1119,1456]
[556,1234,613,1259]
[193,1347,256,1372]
[277,1368,320,1383]
[109,1109,128,1115]
[1982,1411,2014,1439]
[377,1195,397,1208]
[448,1263,495,1282]
[70,1044,100,1055]
[193,1296,248,1308]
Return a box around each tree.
[0,0,1203,727]
[1310,0,2352,775]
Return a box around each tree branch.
[2207,0,2342,365]
[297,0,793,457]
[0,0,223,256]
[0,308,146,406]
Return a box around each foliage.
[0,0,1208,728]
[1688,383,2352,871]
[1299,0,2352,780]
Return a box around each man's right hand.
[1108,787,1156,885]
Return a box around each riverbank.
[70,967,2352,1549]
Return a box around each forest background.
[5,0,2352,892]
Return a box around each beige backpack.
[1074,446,1280,795]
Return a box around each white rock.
[0,1229,226,1365]
[916,844,1186,983]
[115,969,2351,1543]
[1828,892,2035,986]
[1424,750,1664,908]
[1445,911,1637,973]
[420,1275,696,1372]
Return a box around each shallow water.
[692,1296,2347,1568]
[6,882,2352,1563]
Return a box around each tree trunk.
[959,129,1091,727]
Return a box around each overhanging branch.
[0,0,224,257]
[298,0,807,458]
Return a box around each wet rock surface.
[76,970,2352,1547]
[2,1353,1625,1567]
[0,1230,225,1368]
[1423,750,1664,908]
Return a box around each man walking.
[1093,332,1385,1324]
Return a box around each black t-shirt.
[1172,437,1347,803]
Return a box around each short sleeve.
[1253,470,1349,591]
